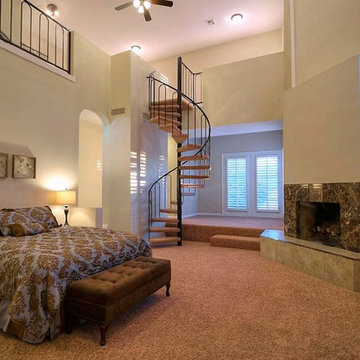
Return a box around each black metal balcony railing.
[0,0,71,73]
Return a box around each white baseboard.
[182,213,200,219]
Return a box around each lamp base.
[64,206,70,227]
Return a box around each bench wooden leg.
[66,314,74,334]
[99,324,109,346]
[166,283,171,297]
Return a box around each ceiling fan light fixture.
[138,5,145,13]
[231,13,243,23]
[144,0,151,10]
[133,0,141,8]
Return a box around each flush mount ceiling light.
[231,13,243,23]
[131,45,142,54]
[46,4,59,18]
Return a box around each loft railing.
[180,61,203,105]
[0,0,71,73]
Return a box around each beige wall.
[151,29,283,87]
[203,52,284,128]
[287,0,360,86]
[199,131,283,214]
[78,111,103,209]
[284,56,360,184]
[0,32,110,226]
[108,51,168,235]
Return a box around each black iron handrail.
[147,76,211,191]
[148,59,211,245]
[0,0,71,73]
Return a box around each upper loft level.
[0,0,71,73]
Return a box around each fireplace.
[284,183,360,252]
[297,201,340,246]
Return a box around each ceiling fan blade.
[115,2,133,11]
[151,0,174,7]
[144,8,152,21]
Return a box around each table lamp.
[56,189,77,226]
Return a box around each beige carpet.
[1,241,360,360]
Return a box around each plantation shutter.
[256,156,279,211]
[227,157,247,210]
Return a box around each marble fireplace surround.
[284,183,360,253]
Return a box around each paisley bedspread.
[0,226,152,343]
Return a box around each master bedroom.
[1,0,360,359]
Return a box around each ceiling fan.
[115,0,174,22]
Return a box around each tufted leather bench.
[66,257,171,345]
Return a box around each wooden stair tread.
[150,104,180,110]
[150,237,181,244]
[179,155,210,162]
[152,217,178,224]
[152,111,180,118]
[177,144,202,153]
[181,184,205,189]
[172,134,188,143]
[160,208,177,214]
[150,227,180,233]
[152,98,194,110]
[210,235,260,251]
[179,165,211,170]
[180,175,210,180]
[150,117,181,126]
[158,124,181,134]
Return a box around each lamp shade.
[56,190,77,205]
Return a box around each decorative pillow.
[15,206,59,229]
[9,222,48,237]
[0,210,34,236]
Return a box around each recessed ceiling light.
[231,13,243,23]
[131,45,142,54]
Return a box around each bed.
[0,207,152,344]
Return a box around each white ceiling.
[31,0,283,61]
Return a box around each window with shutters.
[222,151,283,218]
[256,155,280,212]
[226,157,248,211]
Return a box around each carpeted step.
[150,237,180,245]
[150,227,180,233]
[210,235,260,251]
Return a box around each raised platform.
[261,230,360,292]
[183,216,284,243]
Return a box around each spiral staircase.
[148,58,211,246]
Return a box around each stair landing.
[182,216,284,243]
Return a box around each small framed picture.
[0,153,8,178]
[12,155,36,179]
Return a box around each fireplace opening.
[297,201,340,246]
